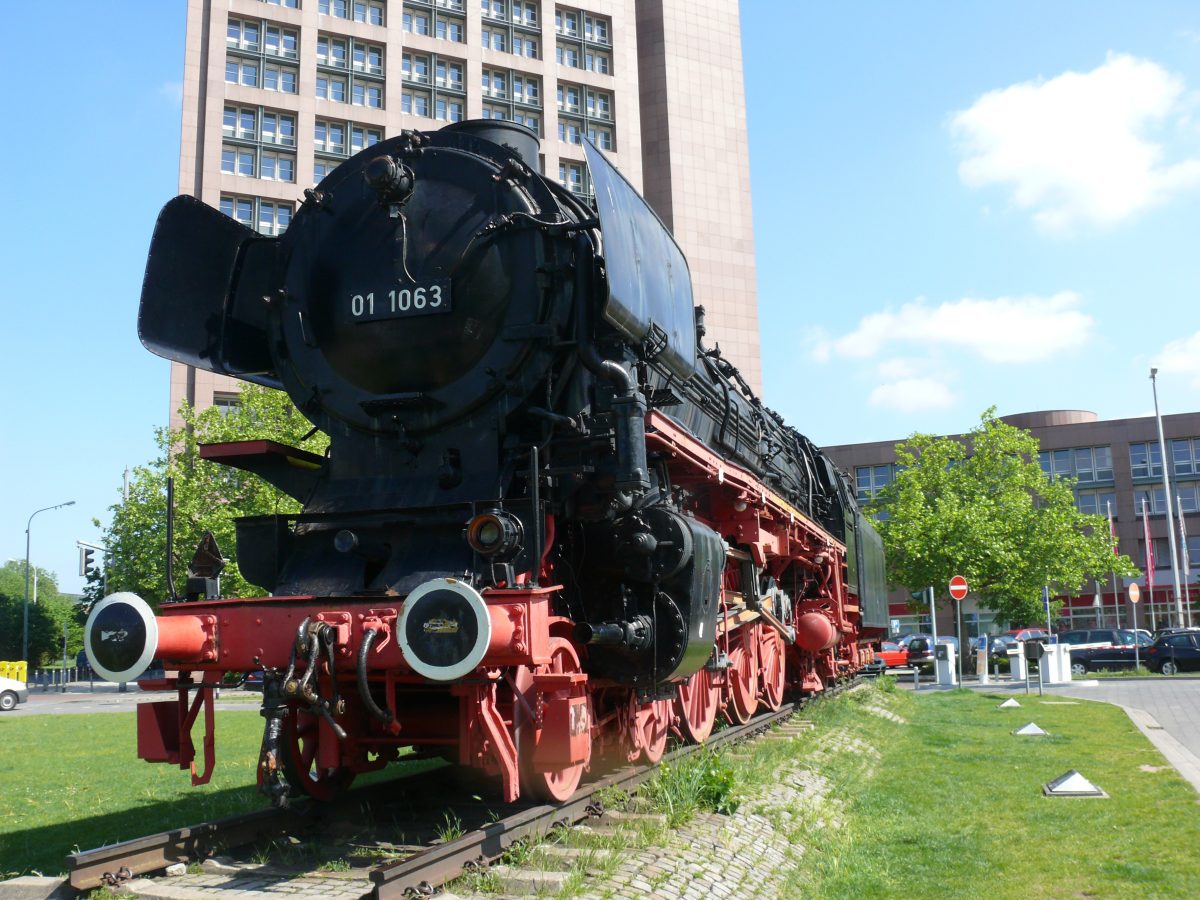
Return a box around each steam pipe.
[357,628,398,729]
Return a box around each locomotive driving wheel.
[627,695,671,764]
[518,637,591,803]
[675,666,719,743]
[726,637,759,724]
[758,624,786,711]
[279,707,355,801]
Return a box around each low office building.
[824,409,1200,638]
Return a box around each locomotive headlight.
[466,509,523,560]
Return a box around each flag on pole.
[1180,499,1191,576]
[1143,498,1155,599]
[1107,500,1118,555]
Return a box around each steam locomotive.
[85,120,887,805]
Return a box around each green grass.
[0,710,266,877]
[0,709,435,878]
[783,687,1200,898]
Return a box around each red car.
[873,641,909,668]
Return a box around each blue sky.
[2,2,1198,593]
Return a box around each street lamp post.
[23,500,75,665]
[1150,368,1184,627]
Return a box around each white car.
[0,675,28,711]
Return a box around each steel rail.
[369,698,806,898]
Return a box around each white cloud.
[158,81,184,107]
[1153,330,1200,388]
[877,358,918,379]
[814,292,1093,364]
[952,53,1200,233]
[868,378,956,412]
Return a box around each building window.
[588,124,613,150]
[1135,487,1169,516]
[515,112,540,134]
[512,74,539,105]
[586,90,611,119]
[513,35,538,58]
[227,18,261,51]
[314,159,334,182]
[1129,442,1164,479]
[350,125,383,153]
[556,43,579,67]
[558,160,585,194]
[263,25,299,58]
[319,0,349,18]
[224,106,257,139]
[261,111,296,145]
[221,145,255,176]
[1075,488,1117,517]
[1170,437,1200,477]
[259,150,296,182]
[402,89,431,117]
[261,0,299,7]
[583,13,609,44]
[317,35,348,67]
[853,465,896,502]
[404,10,431,35]
[436,14,465,41]
[557,119,581,144]
[353,43,384,74]
[482,26,507,52]
[435,59,464,90]
[482,103,508,120]
[483,68,507,98]
[514,1,537,26]
[585,49,610,74]
[258,200,293,236]
[1173,483,1200,513]
[437,0,464,9]
[317,74,348,102]
[556,83,580,113]
[220,195,255,228]
[403,53,431,83]
[352,82,383,108]
[1038,446,1113,483]
[226,59,259,87]
[555,8,579,37]
[262,63,298,93]
[435,98,464,121]
[314,120,346,153]
[353,0,385,24]
[482,0,506,21]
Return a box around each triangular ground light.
[1014,722,1047,736]
[998,698,1021,709]
[1043,770,1107,798]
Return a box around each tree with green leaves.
[870,408,1139,627]
[97,384,327,610]
[0,561,80,665]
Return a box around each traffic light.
[79,547,96,577]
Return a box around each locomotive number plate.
[348,281,452,322]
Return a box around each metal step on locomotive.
[85,120,888,806]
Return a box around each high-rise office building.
[170,0,760,427]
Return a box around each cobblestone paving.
[572,717,891,899]
[120,861,373,899]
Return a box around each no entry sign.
[949,575,969,600]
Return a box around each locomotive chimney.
[442,119,540,170]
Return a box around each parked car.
[873,641,909,668]
[0,675,28,711]
[990,635,1018,661]
[906,635,959,668]
[1067,632,1153,675]
[1058,629,1139,651]
[1145,629,1200,675]
[1007,628,1050,643]
[239,671,265,691]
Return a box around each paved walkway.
[6,683,262,717]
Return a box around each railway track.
[67,686,850,897]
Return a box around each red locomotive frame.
[135,411,874,803]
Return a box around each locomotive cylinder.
[795,612,838,651]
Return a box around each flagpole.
[1180,497,1192,628]
[1150,368,1184,627]
[1143,498,1157,631]
[1108,501,1121,630]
